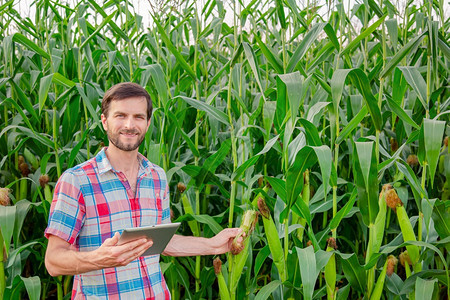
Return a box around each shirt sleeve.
[45,170,86,245]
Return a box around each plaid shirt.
[45,148,171,299]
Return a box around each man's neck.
[105,145,140,174]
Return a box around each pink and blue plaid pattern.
[45,148,171,299]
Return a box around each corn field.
[0,0,449,299]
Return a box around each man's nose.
[123,117,134,128]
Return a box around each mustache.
[119,129,139,135]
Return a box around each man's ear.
[101,114,108,131]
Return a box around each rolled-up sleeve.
[45,171,86,245]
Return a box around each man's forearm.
[45,233,153,277]
[162,228,241,257]
[45,243,100,276]
[162,235,218,257]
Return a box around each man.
[45,82,242,299]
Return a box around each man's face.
[101,97,150,152]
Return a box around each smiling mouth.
[120,131,139,137]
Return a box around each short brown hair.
[101,82,153,120]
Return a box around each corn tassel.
[258,198,287,282]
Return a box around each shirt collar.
[96,147,154,176]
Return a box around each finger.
[103,232,120,246]
[222,228,242,238]
[122,240,153,264]
[117,238,150,255]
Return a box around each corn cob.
[229,210,258,299]
[370,255,397,300]
[258,197,287,282]
[214,258,230,300]
[40,175,53,204]
[325,237,337,300]
[385,186,421,272]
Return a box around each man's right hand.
[92,232,153,268]
[45,233,153,276]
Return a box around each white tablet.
[118,222,181,256]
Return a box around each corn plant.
[0,0,449,299]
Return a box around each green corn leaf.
[331,69,382,131]
[299,119,321,146]
[189,214,222,234]
[79,12,116,49]
[12,33,50,60]
[243,42,265,95]
[423,119,446,188]
[275,0,286,29]
[232,135,279,180]
[353,141,379,226]
[398,270,448,295]
[153,17,197,80]
[379,33,425,78]
[141,64,169,111]
[254,245,271,275]
[392,68,408,105]
[9,79,39,123]
[396,161,427,204]
[0,205,16,256]
[286,147,317,208]
[76,83,100,126]
[339,253,367,293]
[287,23,327,73]
[341,15,386,56]
[335,106,368,145]
[386,96,420,129]
[3,98,35,132]
[254,34,283,74]
[296,246,316,300]
[437,35,450,60]
[13,200,40,248]
[311,145,332,199]
[254,280,282,300]
[87,0,129,41]
[265,177,286,202]
[284,0,308,28]
[431,199,450,239]
[21,276,41,300]
[330,189,357,230]
[203,139,231,173]
[52,73,76,88]
[277,71,303,118]
[398,66,428,110]
[415,277,437,300]
[177,96,229,125]
[38,74,53,113]
[1,125,54,148]
[167,111,200,157]
[385,18,398,49]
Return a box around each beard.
[107,129,146,151]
